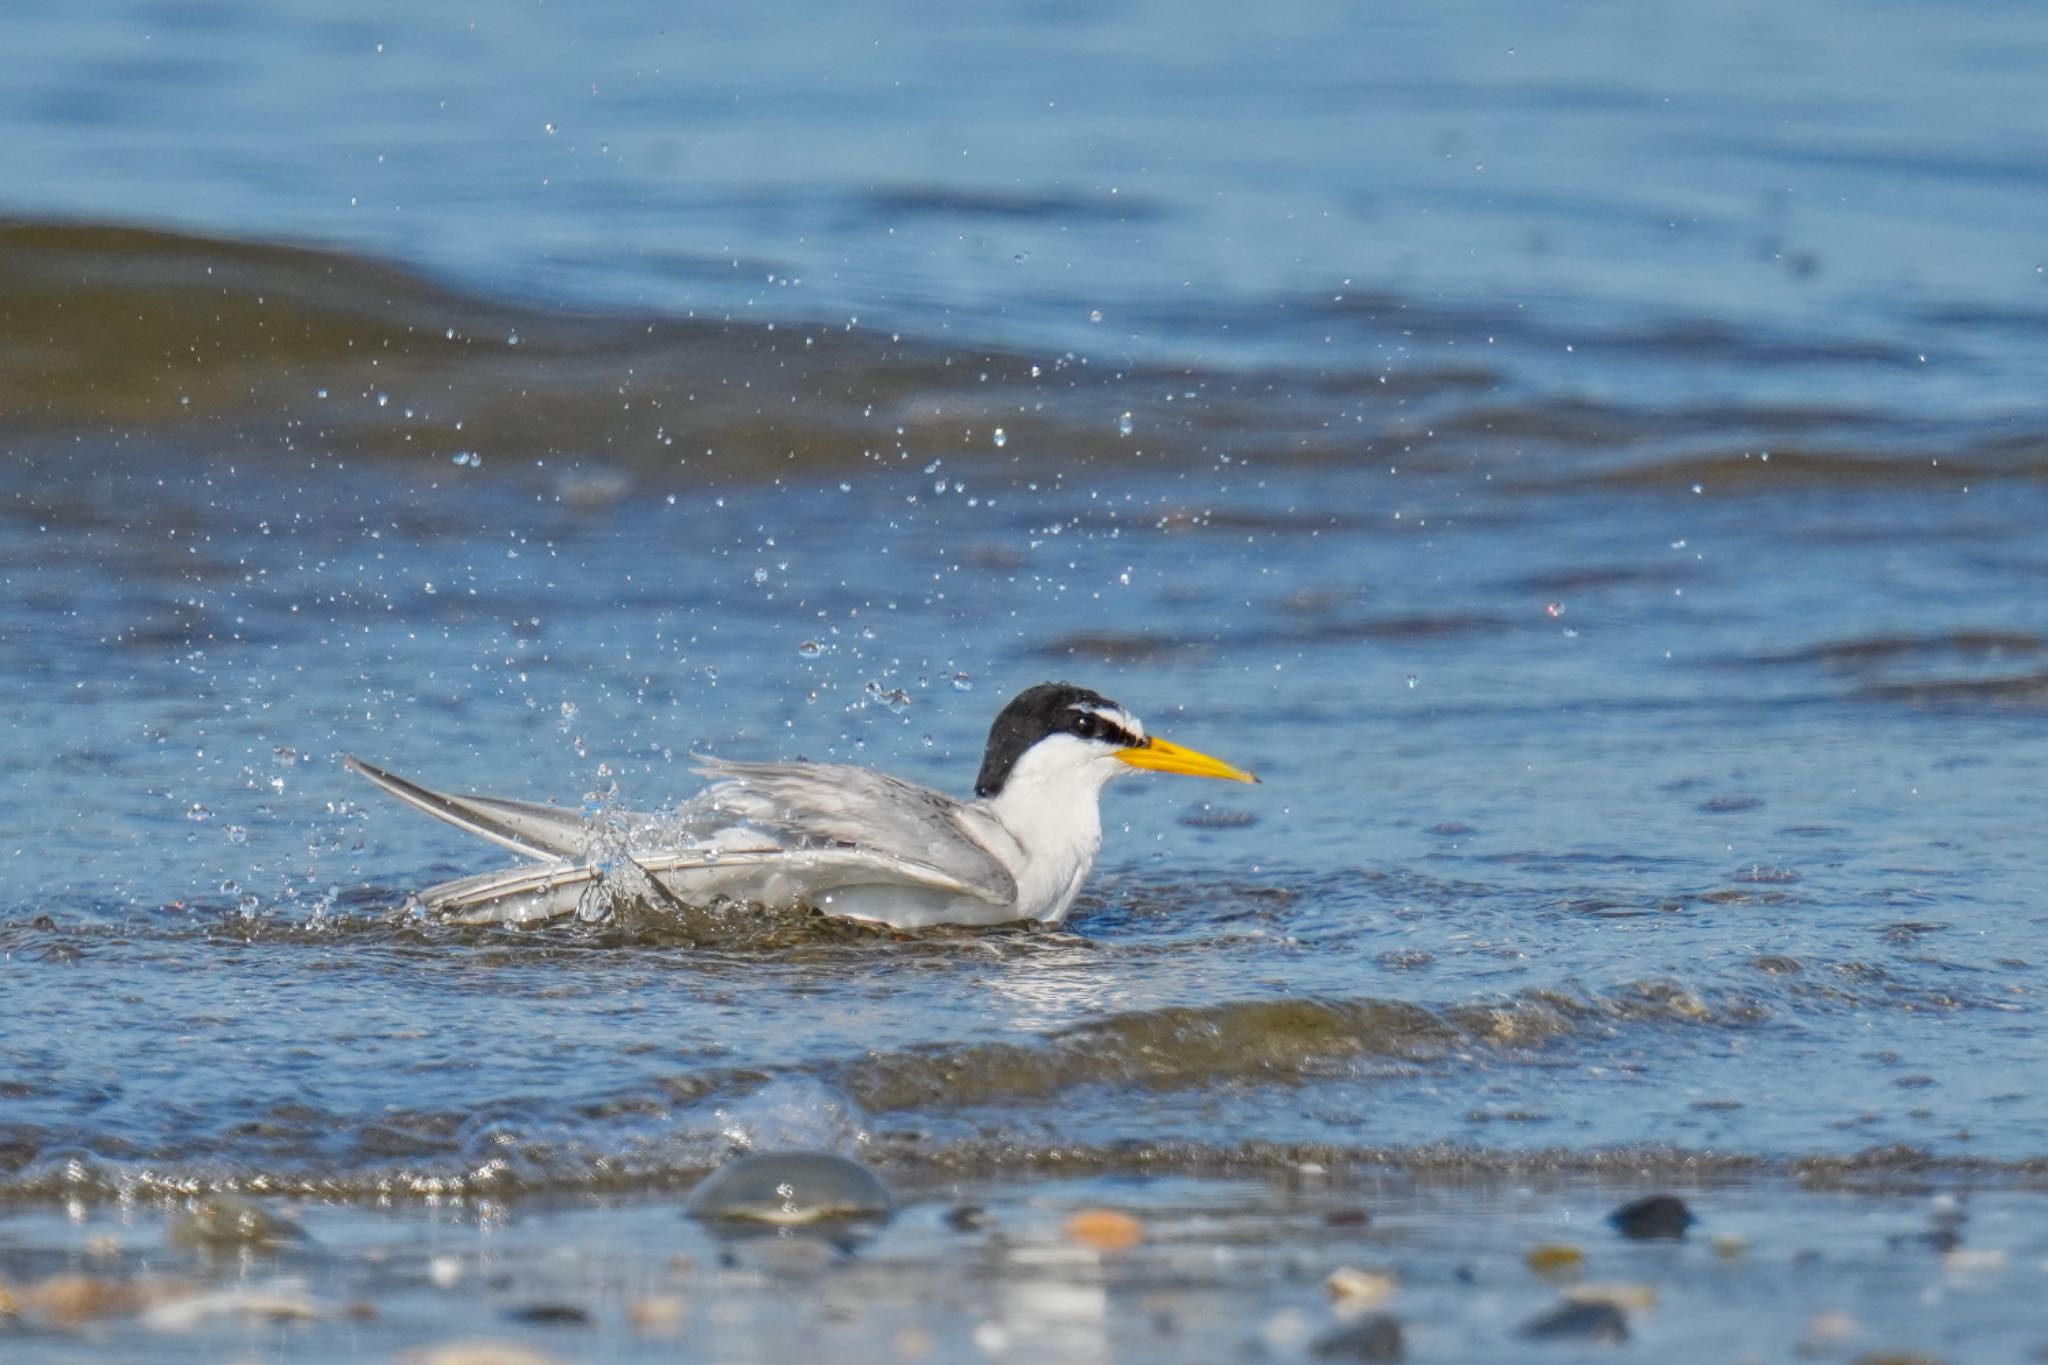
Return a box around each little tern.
[347,681,1258,929]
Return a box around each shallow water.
[4,1,2048,1359]
[5,1173,2047,1362]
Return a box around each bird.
[347,681,1258,929]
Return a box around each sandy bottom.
[2,1165,2041,1362]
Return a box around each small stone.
[1525,1244,1584,1278]
[506,1303,591,1326]
[1711,1234,1749,1260]
[1258,1307,1310,1349]
[1323,1207,1372,1228]
[1942,1248,2008,1274]
[1520,1299,1630,1343]
[1567,1282,1658,1313]
[1310,1312,1404,1361]
[629,1295,686,1335]
[396,1343,566,1365]
[684,1150,893,1225]
[141,1284,324,1331]
[22,1273,145,1324]
[1608,1193,1694,1240]
[167,1194,306,1252]
[1324,1266,1396,1309]
[1805,1312,1859,1341]
[1065,1208,1144,1252]
[945,1203,991,1231]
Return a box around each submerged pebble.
[141,1281,324,1330]
[1520,1298,1630,1343]
[506,1303,592,1326]
[1608,1192,1694,1240]
[168,1193,307,1252]
[1065,1208,1145,1252]
[684,1150,893,1225]
[1324,1266,1396,1309]
[630,1294,687,1335]
[396,1344,566,1365]
[1525,1243,1584,1278]
[17,1273,149,1324]
[1567,1282,1658,1313]
[1310,1312,1404,1361]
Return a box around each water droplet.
[1545,601,1564,618]
[186,804,212,823]
[700,846,721,864]
[315,387,329,399]
[1117,411,1134,437]
[1089,309,1103,323]
[950,672,974,692]
[753,566,769,584]
[992,427,1007,448]
[507,332,521,346]
[225,825,248,845]
[376,393,389,408]
[1405,675,1418,689]
[797,640,824,659]
[1691,483,1704,495]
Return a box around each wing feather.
[417,845,995,925]
[687,757,1018,904]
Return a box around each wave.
[7,216,2044,492]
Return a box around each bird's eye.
[1070,713,1101,739]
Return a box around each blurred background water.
[2,0,2046,1287]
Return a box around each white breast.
[965,733,1116,923]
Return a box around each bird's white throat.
[971,732,1122,923]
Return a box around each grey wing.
[686,758,1018,904]
[418,844,1003,925]
[346,756,629,860]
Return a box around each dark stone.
[1519,1300,1629,1343]
[1311,1313,1405,1361]
[507,1304,592,1326]
[1609,1192,1694,1240]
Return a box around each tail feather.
[344,756,593,861]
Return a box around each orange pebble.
[1064,1208,1144,1252]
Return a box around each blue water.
[3,2,2047,1359]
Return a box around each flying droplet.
[1117,411,1134,437]
[992,427,1007,448]
[797,640,824,659]
[950,672,975,692]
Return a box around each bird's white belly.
[814,883,1026,929]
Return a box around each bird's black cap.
[974,682,1140,797]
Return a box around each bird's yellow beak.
[1114,736,1260,784]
